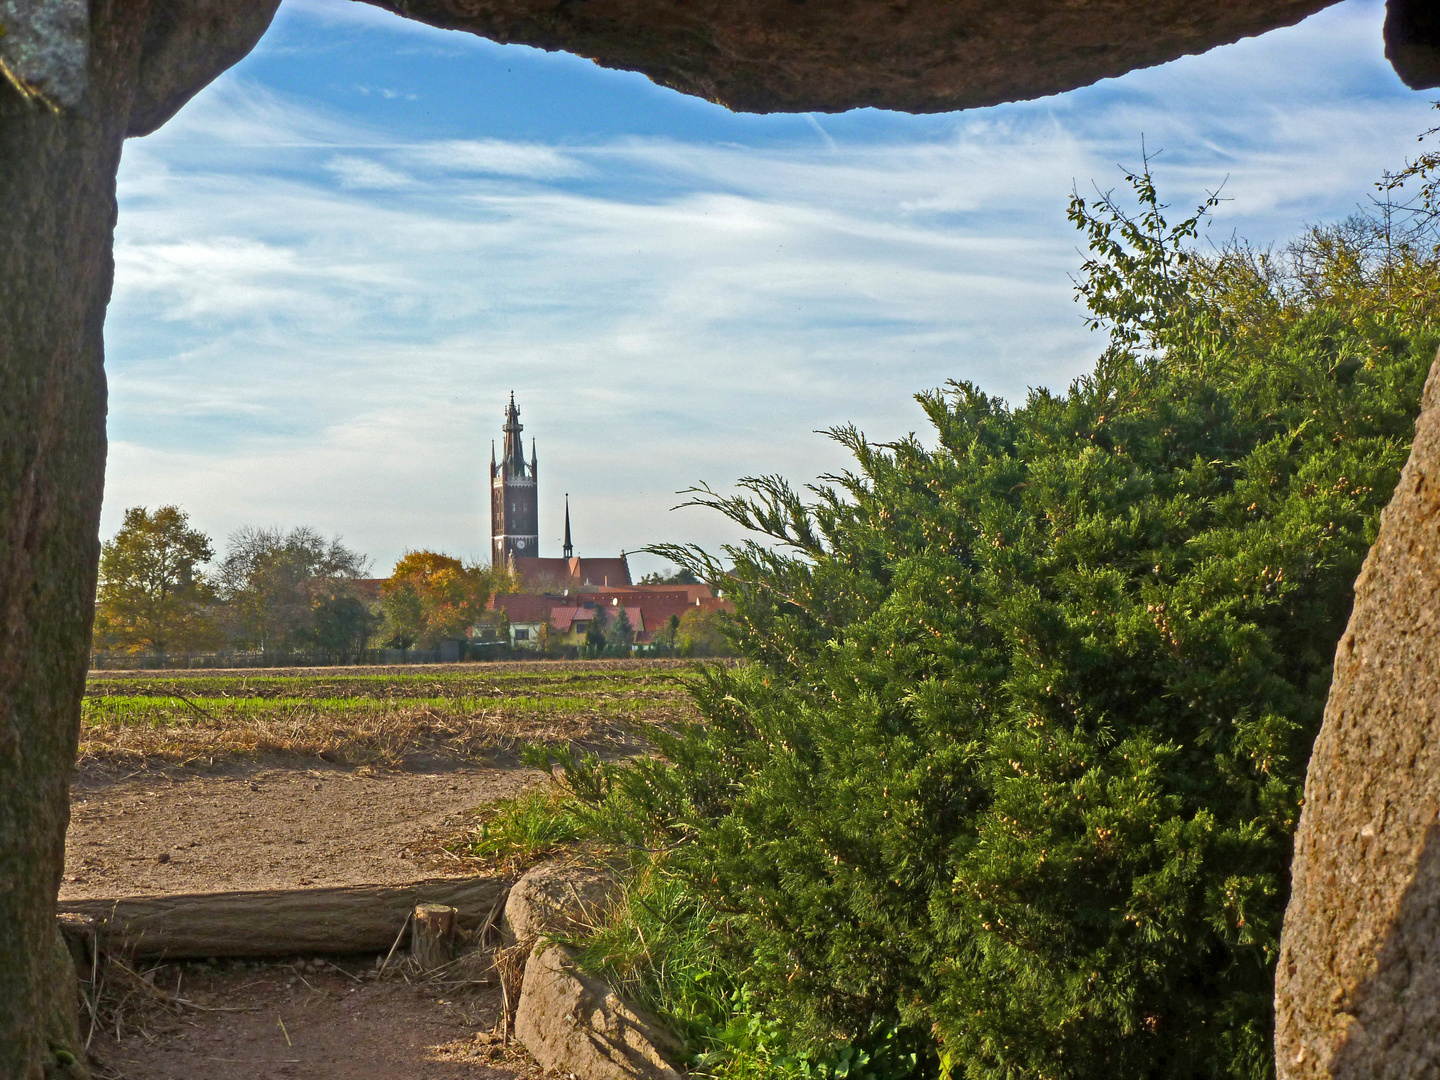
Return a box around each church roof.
[510,555,632,589]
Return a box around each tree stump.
[411,904,457,971]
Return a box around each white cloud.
[326,154,415,188]
[405,139,586,179]
[102,0,1439,571]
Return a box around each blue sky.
[103,0,1438,578]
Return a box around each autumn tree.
[381,551,498,648]
[95,506,220,655]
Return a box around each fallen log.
[57,876,505,960]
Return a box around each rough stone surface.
[1276,349,1440,1079]
[0,0,89,108]
[127,0,283,137]
[368,0,1341,113]
[501,862,617,950]
[0,5,276,1075]
[1384,0,1440,90]
[515,944,684,1080]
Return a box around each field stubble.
[79,659,701,775]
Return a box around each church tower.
[491,392,539,566]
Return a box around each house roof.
[629,583,715,603]
[490,593,553,625]
[510,555,632,590]
[548,606,583,633]
[489,588,732,643]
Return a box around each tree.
[657,613,682,657]
[95,506,220,655]
[217,525,369,655]
[608,605,635,652]
[585,604,608,656]
[675,607,732,657]
[639,566,700,585]
[378,582,423,649]
[381,550,497,648]
[309,592,380,663]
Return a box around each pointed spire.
[531,437,537,476]
[563,495,573,559]
[502,391,525,477]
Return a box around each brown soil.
[65,661,676,1077]
[86,956,542,1080]
[62,764,539,900]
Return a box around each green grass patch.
[459,785,588,873]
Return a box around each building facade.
[490,392,539,565]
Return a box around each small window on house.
[514,628,530,641]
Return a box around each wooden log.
[56,876,505,960]
[410,903,457,971]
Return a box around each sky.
[102,0,1439,579]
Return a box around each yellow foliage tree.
[381,551,500,648]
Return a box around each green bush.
[531,153,1440,1079]
[613,160,1440,1080]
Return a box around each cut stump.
[411,903,457,971]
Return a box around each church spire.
[563,495,573,559]
[501,391,526,477]
[491,392,539,566]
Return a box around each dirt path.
[87,956,540,1080]
[62,764,535,900]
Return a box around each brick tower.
[490,392,539,566]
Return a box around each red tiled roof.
[489,586,732,643]
[630,583,714,603]
[548,607,583,633]
[510,555,632,590]
[490,594,554,624]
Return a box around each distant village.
[90,393,732,665]
[467,392,731,657]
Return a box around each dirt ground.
[86,955,542,1080]
[65,758,551,1078]
[62,764,538,900]
[64,661,671,1077]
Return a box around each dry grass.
[78,661,697,775]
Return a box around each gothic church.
[490,393,631,587]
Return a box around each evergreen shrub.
[549,158,1440,1079]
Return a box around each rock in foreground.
[515,944,684,1080]
[1276,349,1440,1078]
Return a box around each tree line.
[92,511,509,662]
[92,513,731,662]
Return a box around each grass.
[455,785,588,876]
[79,659,698,773]
[451,741,920,1080]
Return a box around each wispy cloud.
[102,0,1437,574]
[326,154,415,188]
[405,139,586,178]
